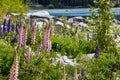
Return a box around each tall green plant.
[89,0,115,52]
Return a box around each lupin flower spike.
[44,22,51,52]
[18,26,23,47]
[47,40,52,52]
[36,41,43,58]
[10,25,15,32]
[9,50,19,80]
[11,36,17,43]
[3,25,7,33]
[31,20,36,44]
[24,47,31,63]
[44,26,49,50]
[37,41,43,53]
[80,68,85,78]
[7,19,11,32]
[94,41,100,58]
[22,28,27,46]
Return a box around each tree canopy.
[28,0,119,9]
[0,0,28,18]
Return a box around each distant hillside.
[26,0,120,9]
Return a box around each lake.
[29,8,120,19]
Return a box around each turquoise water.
[47,8,92,17]
[29,8,120,17]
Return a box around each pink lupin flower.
[44,26,49,50]
[24,47,31,63]
[36,41,43,58]
[31,20,36,44]
[18,26,23,47]
[44,23,51,52]
[47,27,51,49]
[9,50,19,80]
[37,41,43,53]
[31,26,36,44]
[22,28,27,46]
[47,40,52,52]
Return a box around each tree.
[47,4,54,9]
[89,0,115,52]
[0,0,28,18]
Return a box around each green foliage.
[47,4,55,9]
[0,39,14,79]
[19,50,63,80]
[29,5,44,9]
[0,1,120,79]
[26,28,42,52]
[51,36,80,56]
[0,40,64,80]
[89,0,115,52]
[82,52,120,80]
[0,0,28,19]
[51,36,95,57]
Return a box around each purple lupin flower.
[3,24,7,33]
[18,26,23,47]
[10,25,14,32]
[22,28,27,46]
[24,47,31,63]
[94,42,99,58]
[31,25,36,44]
[7,19,11,32]
[80,68,85,78]
[11,36,17,43]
